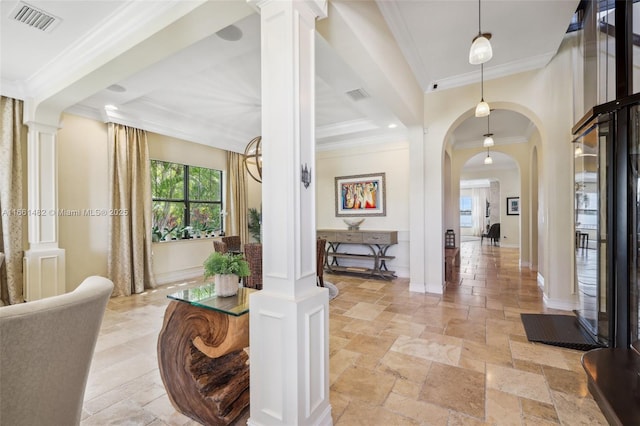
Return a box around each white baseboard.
[154,267,204,285]
[543,293,578,311]
[409,281,425,293]
[519,260,531,269]
[537,272,544,290]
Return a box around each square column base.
[248,286,332,426]
[24,248,65,301]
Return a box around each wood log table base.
[157,301,250,425]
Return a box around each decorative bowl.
[343,218,365,230]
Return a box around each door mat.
[520,313,603,351]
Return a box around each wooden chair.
[222,236,241,253]
[243,243,262,290]
[213,240,228,254]
[316,238,326,287]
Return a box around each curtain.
[0,97,25,306]
[226,152,249,245]
[471,187,489,237]
[107,123,156,297]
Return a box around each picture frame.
[506,196,520,215]
[335,172,386,217]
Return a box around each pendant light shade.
[484,151,493,165]
[483,133,494,147]
[469,34,493,65]
[475,100,490,117]
[469,0,492,65]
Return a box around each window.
[151,160,223,240]
[460,196,472,228]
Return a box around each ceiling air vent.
[11,2,60,33]
[345,88,370,101]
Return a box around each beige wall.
[56,115,256,288]
[58,114,109,289]
[316,141,410,277]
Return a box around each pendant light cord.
[480,63,484,100]
[478,0,482,35]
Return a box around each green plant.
[248,207,261,242]
[203,252,250,278]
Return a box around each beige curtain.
[108,123,156,297]
[0,97,25,306]
[226,152,249,245]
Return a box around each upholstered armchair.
[0,276,113,426]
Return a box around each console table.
[317,229,397,279]
[157,285,256,425]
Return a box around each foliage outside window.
[460,196,472,228]
[151,160,223,241]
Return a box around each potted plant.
[248,207,261,242]
[203,251,250,297]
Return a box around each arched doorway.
[443,108,541,270]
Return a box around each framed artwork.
[335,173,386,217]
[506,197,520,215]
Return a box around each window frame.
[151,159,224,238]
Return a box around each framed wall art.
[506,196,520,215]
[335,172,386,217]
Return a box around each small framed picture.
[506,197,520,215]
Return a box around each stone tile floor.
[81,242,607,425]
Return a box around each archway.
[442,107,541,269]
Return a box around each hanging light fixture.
[484,148,493,165]
[469,0,493,65]
[475,63,490,117]
[243,136,262,183]
[483,113,494,147]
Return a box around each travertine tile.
[486,363,552,404]
[331,365,396,405]
[81,243,605,425]
[419,362,485,418]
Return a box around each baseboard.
[537,272,544,290]
[519,260,531,269]
[543,293,578,311]
[409,281,426,293]
[154,267,204,285]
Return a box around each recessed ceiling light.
[216,25,243,41]
[107,84,126,93]
[104,104,118,111]
[388,123,398,129]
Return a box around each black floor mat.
[520,313,603,351]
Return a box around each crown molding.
[25,1,206,99]
[0,78,26,100]
[427,51,555,93]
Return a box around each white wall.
[316,141,410,277]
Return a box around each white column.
[249,1,331,425]
[409,125,426,293]
[23,121,65,301]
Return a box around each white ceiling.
[0,0,579,155]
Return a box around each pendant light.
[483,113,494,147]
[484,148,493,165]
[475,63,490,117]
[469,0,493,65]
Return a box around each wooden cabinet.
[317,229,398,279]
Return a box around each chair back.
[213,240,228,254]
[221,236,241,252]
[243,243,263,290]
[0,276,113,426]
[316,238,326,287]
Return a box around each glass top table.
[167,283,255,316]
